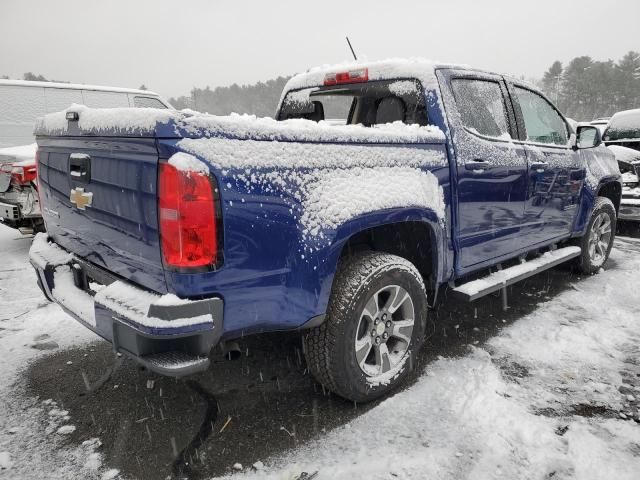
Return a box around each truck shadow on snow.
[24,239,638,480]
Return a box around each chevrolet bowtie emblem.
[70,187,93,210]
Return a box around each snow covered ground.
[0,221,639,480]
[0,224,108,479]
[227,237,640,480]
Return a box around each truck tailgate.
[37,136,167,293]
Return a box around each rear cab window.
[278,79,428,127]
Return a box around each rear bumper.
[29,234,223,376]
[619,199,640,222]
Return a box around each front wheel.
[303,252,427,402]
[576,197,616,274]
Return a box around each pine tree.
[542,61,563,104]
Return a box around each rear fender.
[315,207,448,315]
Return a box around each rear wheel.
[576,197,616,274]
[303,252,427,402]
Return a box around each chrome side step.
[453,246,581,302]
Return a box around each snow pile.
[179,136,446,170]
[28,233,214,331]
[388,80,419,96]
[604,108,640,141]
[300,167,445,237]
[180,112,445,144]
[29,233,73,269]
[0,224,109,479]
[94,281,213,331]
[168,151,209,175]
[0,143,37,164]
[178,136,447,242]
[223,241,640,480]
[35,103,178,135]
[607,145,640,164]
[52,265,97,327]
[33,102,444,145]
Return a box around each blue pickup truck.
[29,60,621,402]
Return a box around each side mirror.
[572,125,602,150]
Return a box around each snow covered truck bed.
[30,59,621,401]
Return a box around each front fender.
[573,147,622,236]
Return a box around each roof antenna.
[346,36,358,61]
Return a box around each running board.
[453,246,581,301]
[136,351,210,377]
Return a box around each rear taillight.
[0,162,37,185]
[158,162,217,269]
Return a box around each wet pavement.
[25,222,640,480]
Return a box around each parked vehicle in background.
[603,109,640,152]
[29,59,621,402]
[608,145,640,221]
[590,117,610,135]
[0,80,170,233]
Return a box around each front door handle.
[465,159,492,171]
[530,161,549,173]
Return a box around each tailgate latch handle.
[69,153,92,183]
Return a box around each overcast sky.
[1,0,638,99]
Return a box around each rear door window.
[450,79,511,139]
[513,87,568,146]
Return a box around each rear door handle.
[530,161,549,173]
[465,159,492,171]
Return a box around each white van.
[0,80,170,233]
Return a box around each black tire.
[303,251,427,402]
[575,196,616,274]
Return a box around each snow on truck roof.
[0,79,161,97]
[282,58,467,94]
